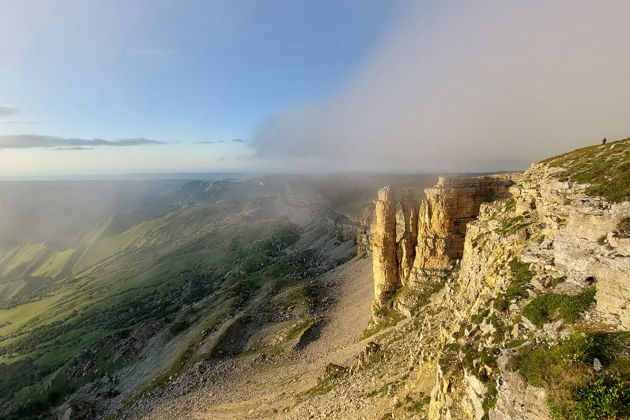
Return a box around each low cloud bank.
[252,1,630,172]
[0,135,164,149]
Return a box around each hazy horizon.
[2,0,629,175]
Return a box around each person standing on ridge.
[602,138,607,144]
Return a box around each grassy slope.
[542,137,630,202]
[0,199,304,417]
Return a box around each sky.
[1,0,630,176]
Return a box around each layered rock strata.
[427,163,630,419]
[372,175,516,307]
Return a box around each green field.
[0,198,308,418]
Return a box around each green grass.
[507,339,526,348]
[504,197,516,212]
[495,214,533,236]
[542,138,630,203]
[493,259,533,312]
[301,364,349,399]
[0,202,303,417]
[522,287,596,328]
[513,331,630,419]
[284,317,319,341]
[549,276,566,289]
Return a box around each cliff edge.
[302,138,629,420]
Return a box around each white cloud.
[0,106,19,117]
[252,1,630,172]
[0,135,165,149]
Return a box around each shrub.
[573,374,630,420]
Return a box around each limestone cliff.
[372,186,399,306]
[372,175,515,308]
[398,190,418,287]
[426,158,630,420]
[362,139,630,420]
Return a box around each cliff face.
[427,161,630,420]
[398,190,418,286]
[364,140,630,420]
[372,175,515,307]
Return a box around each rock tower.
[371,186,399,307]
[372,175,515,307]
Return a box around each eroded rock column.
[372,186,399,306]
[398,190,419,286]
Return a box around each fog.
[0,180,185,249]
[252,1,630,172]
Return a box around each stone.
[372,186,399,306]
[398,189,419,286]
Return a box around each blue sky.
[0,0,413,174]
[2,1,630,175]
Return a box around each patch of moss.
[522,287,596,328]
[494,259,534,312]
[496,214,533,236]
[481,381,498,420]
[361,306,405,340]
[616,217,630,238]
[549,276,566,289]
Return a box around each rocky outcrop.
[413,176,513,272]
[368,153,629,419]
[398,189,419,286]
[372,187,399,306]
[373,175,516,307]
[513,163,630,330]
